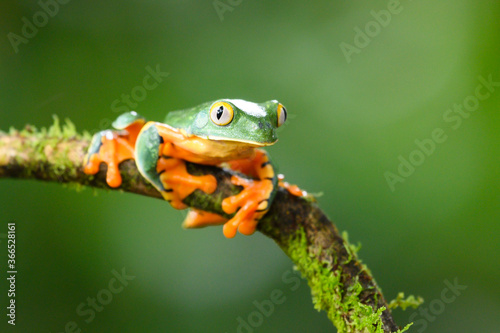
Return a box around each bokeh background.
[0,1,498,332]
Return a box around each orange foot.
[278,174,308,197]
[182,209,227,229]
[221,175,273,238]
[157,157,217,210]
[83,131,135,188]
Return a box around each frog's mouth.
[207,135,278,147]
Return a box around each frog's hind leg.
[135,122,217,210]
[182,209,227,229]
[83,113,145,188]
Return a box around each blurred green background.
[0,1,498,332]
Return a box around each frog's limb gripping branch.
[0,123,410,333]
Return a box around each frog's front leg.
[221,149,277,238]
[181,150,276,237]
[135,122,217,210]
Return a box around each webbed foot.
[156,155,217,210]
[83,112,145,188]
[221,149,276,238]
[83,130,136,188]
[278,174,308,197]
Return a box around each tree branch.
[0,120,411,333]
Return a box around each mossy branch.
[0,119,413,333]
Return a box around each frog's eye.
[210,102,234,126]
[277,103,287,127]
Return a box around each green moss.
[7,116,84,180]
[47,115,80,139]
[62,118,77,138]
[48,115,62,137]
[81,130,93,140]
[286,229,412,333]
[8,126,19,135]
[388,293,424,311]
[15,115,81,141]
[62,182,87,192]
[342,231,362,264]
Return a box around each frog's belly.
[174,136,257,165]
[155,123,257,165]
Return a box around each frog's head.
[189,99,287,146]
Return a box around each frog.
[83,99,292,238]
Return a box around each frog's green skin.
[112,111,145,130]
[163,99,281,144]
[84,99,287,238]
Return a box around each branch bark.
[0,123,408,333]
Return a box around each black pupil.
[283,107,287,120]
[216,106,224,120]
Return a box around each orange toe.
[106,163,122,188]
[183,210,227,229]
[223,221,239,238]
[220,174,273,238]
[238,219,258,236]
[83,154,101,175]
[278,174,307,197]
[158,159,218,212]
[83,131,136,189]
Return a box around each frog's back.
[163,101,213,134]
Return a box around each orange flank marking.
[227,149,270,178]
[227,159,258,178]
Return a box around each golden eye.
[210,101,234,126]
[277,103,287,127]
